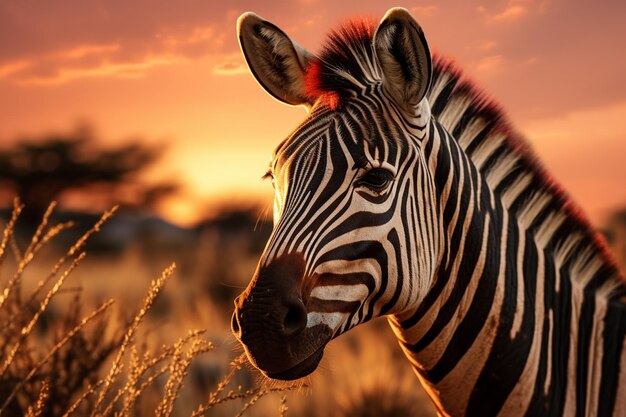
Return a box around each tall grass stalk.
[0,200,293,416]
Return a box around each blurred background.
[1,0,625,415]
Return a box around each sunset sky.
[1,0,625,226]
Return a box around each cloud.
[1,0,625,118]
[0,24,219,85]
[0,59,30,79]
[521,100,626,221]
[158,26,215,47]
[475,54,506,74]
[213,58,248,76]
[485,4,528,22]
[480,40,498,51]
[18,54,183,86]
[56,43,120,60]
[0,1,309,64]
[524,100,626,146]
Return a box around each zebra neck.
[388,121,511,414]
[388,120,626,416]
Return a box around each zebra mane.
[305,17,378,110]
[429,57,625,295]
[307,18,626,295]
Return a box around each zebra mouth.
[265,346,325,380]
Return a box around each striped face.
[232,8,435,380]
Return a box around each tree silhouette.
[0,124,178,225]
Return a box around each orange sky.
[1,0,625,226]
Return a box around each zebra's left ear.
[374,8,432,108]
[238,12,316,108]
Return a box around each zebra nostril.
[231,310,241,336]
[282,298,307,339]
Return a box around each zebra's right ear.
[238,13,316,108]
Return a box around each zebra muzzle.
[231,252,333,379]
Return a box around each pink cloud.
[18,54,183,86]
[521,100,626,222]
[475,54,506,74]
[480,40,498,51]
[0,60,31,79]
[0,23,221,85]
[485,4,528,22]
[213,55,248,76]
[56,43,120,60]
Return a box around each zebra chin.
[264,349,323,380]
[236,322,333,381]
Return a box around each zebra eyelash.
[261,170,273,181]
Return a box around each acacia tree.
[0,124,178,224]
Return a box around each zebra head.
[232,8,440,380]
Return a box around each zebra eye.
[358,168,394,191]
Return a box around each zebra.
[230,7,626,416]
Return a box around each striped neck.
[389,118,511,415]
[388,107,626,415]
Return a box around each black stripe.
[401,128,467,328]
[409,195,484,352]
[423,195,501,384]
[467,209,534,415]
[575,271,606,417]
[597,299,626,416]
[314,241,389,318]
[380,228,404,315]
[526,258,570,416]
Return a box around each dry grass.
[0,198,439,417]
[0,200,300,416]
[2,199,624,417]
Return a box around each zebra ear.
[374,8,432,108]
[238,12,316,108]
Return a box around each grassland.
[0,201,436,416]
[5,199,623,416]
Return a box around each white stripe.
[307,311,345,331]
[310,284,369,302]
